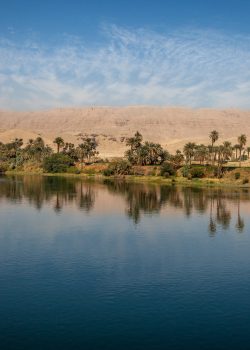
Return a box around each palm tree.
[222,141,233,162]
[195,144,208,165]
[183,142,196,166]
[209,130,219,164]
[53,137,64,153]
[215,143,232,178]
[238,134,247,167]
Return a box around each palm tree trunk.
[211,142,214,165]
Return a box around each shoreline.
[3,171,250,188]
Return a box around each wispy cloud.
[1,25,250,110]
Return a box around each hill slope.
[0,107,249,157]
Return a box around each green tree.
[183,142,196,166]
[53,137,65,153]
[238,134,247,167]
[76,137,98,165]
[126,131,143,151]
[209,130,219,164]
[195,144,208,165]
[233,144,240,160]
[43,153,73,173]
[24,137,52,162]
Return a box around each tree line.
[0,129,249,175]
[0,136,98,173]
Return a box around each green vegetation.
[43,154,73,173]
[125,131,168,165]
[103,160,132,176]
[0,136,99,173]
[1,130,250,186]
[160,162,176,177]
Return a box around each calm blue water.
[0,175,250,349]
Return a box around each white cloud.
[1,25,250,110]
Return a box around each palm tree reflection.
[0,176,248,234]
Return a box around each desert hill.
[0,107,249,157]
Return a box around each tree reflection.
[104,180,247,234]
[0,175,95,213]
[236,196,245,233]
[0,175,248,234]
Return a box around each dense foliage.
[43,154,73,173]
[103,160,132,176]
[125,132,169,165]
[0,129,249,179]
[160,162,176,177]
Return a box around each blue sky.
[1,0,250,110]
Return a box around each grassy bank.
[4,168,250,188]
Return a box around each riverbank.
[3,170,250,188]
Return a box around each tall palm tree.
[238,134,247,167]
[233,144,240,160]
[53,137,65,153]
[209,130,219,164]
[222,141,233,162]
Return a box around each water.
[0,175,250,349]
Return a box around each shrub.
[67,166,81,174]
[103,168,114,176]
[43,154,73,173]
[160,162,176,177]
[190,167,205,178]
[235,172,241,180]
[181,165,190,178]
[103,160,132,176]
[242,178,249,185]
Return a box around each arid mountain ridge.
[0,106,249,157]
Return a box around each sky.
[1,0,250,110]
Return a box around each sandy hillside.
[0,106,249,157]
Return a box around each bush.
[235,172,241,180]
[181,165,190,178]
[160,162,176,177]
[43,154,73,173]
[103,160,132,176]
[242,178,249,185]
[67,166,81,174]
[190,167,205,178]
[103,168,114,176]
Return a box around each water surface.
[0,175,250,349]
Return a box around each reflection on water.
[1,175,250,350]
[0,175,248,234]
